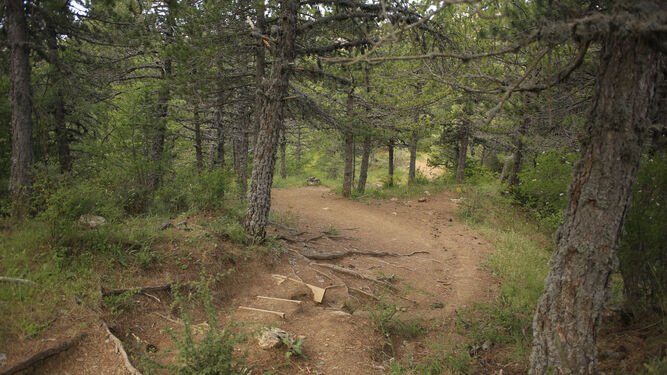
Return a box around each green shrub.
[514,149,577,231]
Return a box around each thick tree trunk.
[7,0,34,218]
[253,0,266,143]
[279,128,287,179]
[356,135,372,193]
[529,10,662,374]
[342,131,354,198]
[408,130,418,182]
[245,0,297,243]
[387,138,395,186]
[456,124,468,183]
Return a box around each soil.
[3,184,660,374]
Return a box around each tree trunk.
[499,156,511,183]
[296,125,302,171]
[279,127,287,179]
[245,0,297,243]
[342,130,354,198]
[253,0,266,143]
[357,135,372,193]
[456,123,468,183]
[7,0,34,218]
[387,138,395,186]
[233,106,250,199]
[529,10,662,374]
[215,120,225,168]
[194,102,203,171]
[408,130,418,182]
[507,129,523,190]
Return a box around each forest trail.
[259,185,496,373]
[7,186,495,375]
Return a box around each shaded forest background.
[0,0,665,374]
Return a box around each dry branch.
[0,333,87,375]
[257,296,302,304]
[238,306,286,318]
[299,249,428,261]
[102,321,142,375]
[311,263,398,290]
[102,282,172,296]
[0,276,36,285]
[349,287,380,301]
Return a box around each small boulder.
[78,214,106,229]
[307,177,321,186]
[418,197,427,202]
[257,327,296,349]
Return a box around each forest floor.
[2,170,663,374]
[1,182,497,375]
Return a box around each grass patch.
[450,182,553,369]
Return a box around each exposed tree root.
[298,249,428,261]
[349,287,379,301]
[102,282,172,297]
[0,276,36,285]
[102,321,142,375]
[268,221,298,232]
[311,262,398,290]
[0,333,87,375]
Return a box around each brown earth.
[2,186,495,375]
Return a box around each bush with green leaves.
[513,149,577,231]
[169,280,249,375]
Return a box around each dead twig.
[0,276,36,285]
[102,322,142,375]
[257,296,302,304]
[0,333,87,375]
[311,263,397,291]
[238,306,286,318]
[349,287,379,301]
[142,292,161,303]
[102,282,172,297]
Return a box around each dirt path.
[260,186,495,373]
[6,186,494,375]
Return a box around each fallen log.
[0,333,87,375]
[102,322,142,375]
[311,263,397,291]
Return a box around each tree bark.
[529,7,663,374]
[408,129,418,182]
[342,130,354,198]
[356,134,372,194]
[150,1,173,191]
[7,0,34,218]
[387,138,395,186]
[456,122,468,183]
[507,131,523,190]
[214,119,225,168]
[194,102,203,171]
[244,0,298,243]
[253,0,266,143]
[499,156,511,183]
[279,127,287,179]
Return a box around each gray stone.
[78,215,106,228]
